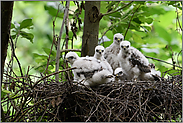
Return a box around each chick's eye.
[96,49,99,52]
[121,46,124,48]
[127,45,129,48]
[119,71,123,74]
[69,56,74,59]
[101,50,104,52]
[115,37,117,40]
[120,38,122,41]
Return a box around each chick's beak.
[115,73,119,78]
[123,46,126,50]
[99,50,102,54]
[65,58,69,62]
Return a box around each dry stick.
[45,3,61,75]
[60,49,81,53]
[85,87,122,122]
[32,67,76,89]
[55,1,70,81]
[102,1,133,16]
[124,4,141,39]
[145,55,182,69]
[15,94,64,122]
[10,67,75,122]
[9,36,23,78]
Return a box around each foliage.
[2,1,182,122]
[7,1,182,76]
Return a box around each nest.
[2,68,182,122]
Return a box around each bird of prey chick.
[65,52,114,86]
[118,41,151,81]
[94,45,113,74]
[104,33,124,71]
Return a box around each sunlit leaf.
[20,19,33,29]
[153,22,172,43]
[20,31,34,43]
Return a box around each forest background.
[1,1,182,122]
[6,1,182,78]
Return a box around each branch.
[145,55,182,69]
[175,2,182,31]
[44,3,61,75]
[9,36,23,78]
[60,49,81,54]
[124,4,141,39]
[32,67,76,89]
[15,94,64,122]
[102,1,133,16]
[55,1,70,81]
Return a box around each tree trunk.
[1,2,14,121]
[81,1,101,57]
[1,1,14,84]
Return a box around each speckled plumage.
[118,41,151,80]
[65,52,114,86]
[94,45,113,74]
[114,67,128,82]
[104,33,124,71]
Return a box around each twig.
[32,67,76,89]
[9,36,24,77]
[60,49,81,54]
[102,1,133,16]
[175,1,182,31]
[124,4,141,39]
[145,55,182,69]
[44,4,61,75]
[55,1,70,81]
[15,94,64,122]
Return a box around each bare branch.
[55,1,70,81]
[124,4,141,39]
[102,1,133,16]
[145,55,182,69]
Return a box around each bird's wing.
[72,58,103,79]
[129,47,151,73]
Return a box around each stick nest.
[3,69,182,122]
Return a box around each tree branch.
[55,1,70,81]
[60,49,81,54]
[45,3,61,75]
[102,1,133,16]
[145,55,182,69]
[124,4,141,39]
[9,36,24,78]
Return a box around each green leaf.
[20,19,33,29]
[20,31,34,43]
[146,18,153,24]
[153,22,172,43]
[108,12,121,18]
[2,90,13,95]
[11,23,15,29]
[1,90,7,99]
[33,53,48,59]
[44,2,64,18]
[133,17,142,24]
[134,1,145,4]
[43,47,56,57]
